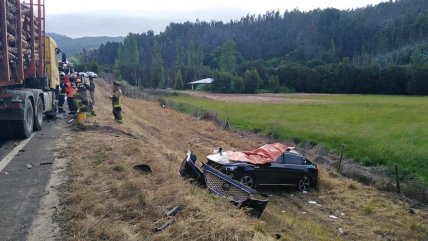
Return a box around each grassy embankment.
[167,94,428,184]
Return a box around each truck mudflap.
[179,152,269,218]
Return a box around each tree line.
[75,0,428,95]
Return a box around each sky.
[45,0,388,38]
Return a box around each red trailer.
[0,0,60,138]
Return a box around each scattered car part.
[201,163,269,218]
[133,164,152,175]
[179,151,269,217]
[164,205,183,217]
[153,219,175,233]
[179,151,205,186]
[39,162,53,165]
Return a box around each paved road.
[0,118,64,241]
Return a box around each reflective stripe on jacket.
[112,88,122,108]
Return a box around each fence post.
[395,164,400,194]
[224,117,230,130]
[338,144,345,173]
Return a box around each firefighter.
[111,81,123,123]
[74,78,84,112]
[75,77,96,116]
[66,76,78,114]
[58,72,67,113]
[88,76,96,105]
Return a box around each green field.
[167,94,428,184]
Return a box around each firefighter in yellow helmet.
[111,81,123,123]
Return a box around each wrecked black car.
[179,151,268,217]
[206,143,318,191]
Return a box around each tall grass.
[168,94,428,184]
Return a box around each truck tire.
[33,96,43,131]
[14,98,34,138]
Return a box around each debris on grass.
[153,219,175,233]
[164,205,183,217]
[133,164,152,174]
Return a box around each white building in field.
[187,78,214,90]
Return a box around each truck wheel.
[14,98,34,138]
[33,97,43,131]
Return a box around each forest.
[74,0,428,95]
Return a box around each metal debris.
[153,219,175,232]
[39,162,53,166]
[164,206,183,217]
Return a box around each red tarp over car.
[226,143,290,164]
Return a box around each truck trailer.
[0,0,59,138]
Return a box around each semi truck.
[0,0,60,138]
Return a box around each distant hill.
[47,33,124,57]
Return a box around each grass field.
[167,94,428,184]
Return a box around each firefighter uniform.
[58,73,67,113]
[66,77,78,114]
[111,81,123,123]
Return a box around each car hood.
[224,143,290,165]
[207,142,290,165]
[207,152,232,164]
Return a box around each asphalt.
[0,118,64,241]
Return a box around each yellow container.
[76,112,87,124]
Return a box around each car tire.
[297,176,310,191]
[238,174,256,189]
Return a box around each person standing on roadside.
[66,76,78,114]
[88,76,96,105]
[111,81,123,123]
[58,72,67,113]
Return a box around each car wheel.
[297,176,310,191]
[239,174,256,189]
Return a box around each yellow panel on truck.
[45,36,60,90]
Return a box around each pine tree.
[174,69,184,90]
[244,69,261,93]
[151,41,165,88]
[219,40,237,73]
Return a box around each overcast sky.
[45,0,388,38]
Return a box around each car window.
[284,153,303,165]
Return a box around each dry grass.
[59,80,428,241]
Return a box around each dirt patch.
[179,91,338,104]
[70,124,137,139]
[58,79,428,241]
